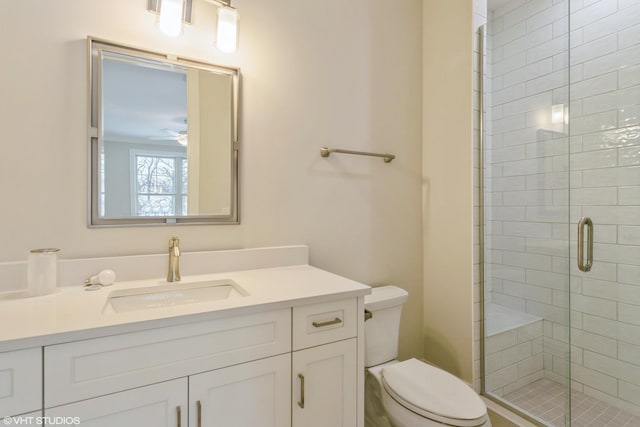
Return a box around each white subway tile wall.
[483,0,640,419]
[485,315,545,396]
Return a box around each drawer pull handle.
[298,373,305,408]
[197,400,202,427]
[312,317,342,328]
[176,406,182,427]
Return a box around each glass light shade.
[159,0,184,37]
[216,7,239,53]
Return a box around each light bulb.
[159,0,184,37]
[551,104,564,124]
[216,7,238,53]
[85,269,117,287]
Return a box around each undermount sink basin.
[106,279,249,313]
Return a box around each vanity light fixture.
[148,0,193,37]
[149,0,238,52]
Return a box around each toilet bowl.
[365,286,491,427]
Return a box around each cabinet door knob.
[197,400,202,427]
[312,317,342,328]
[176,406,182,427]
[298,373,305,408]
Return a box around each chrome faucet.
[167,237,181,282]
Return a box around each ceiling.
[102,56,187,143]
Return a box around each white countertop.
[0,264,371,352]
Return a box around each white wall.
[0,0,423,359]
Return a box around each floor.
[502,378,640,427]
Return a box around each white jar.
[27,248,60,296]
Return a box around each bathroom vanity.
[0,246,370,427]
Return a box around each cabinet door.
[292,338,357,427]
[189,353,291,427]
[0,347,41,417]
[44,378,187,427]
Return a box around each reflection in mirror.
[89,38,240,226]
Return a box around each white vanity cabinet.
[292,299,359,427]
[31,295,363,426]
[0,252,370,427]
[0,347,42,418]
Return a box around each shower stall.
[480,0,640,425]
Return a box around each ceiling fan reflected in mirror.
[149,128,188,146]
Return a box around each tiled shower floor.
[502,378,640,426]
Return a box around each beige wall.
[198,71,231,214]
[0,0,424,359]
[422,0,475,382]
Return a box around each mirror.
[88,38,239,226]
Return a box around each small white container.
[27,248,60,296]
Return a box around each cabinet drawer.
[0,347,42,417]
[292,299,357,350]
[45,308,291,407]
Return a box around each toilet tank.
[364,285,408,367]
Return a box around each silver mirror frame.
[87,37,240,227]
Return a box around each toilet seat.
[381,359,488,427]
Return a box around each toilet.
[365,286,491,427]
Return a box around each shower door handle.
[577,217,594,272]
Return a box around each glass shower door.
[481,1,572,424]
[567,0,640,424]
[481,0,640,425]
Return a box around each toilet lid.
[381,359,487,427]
